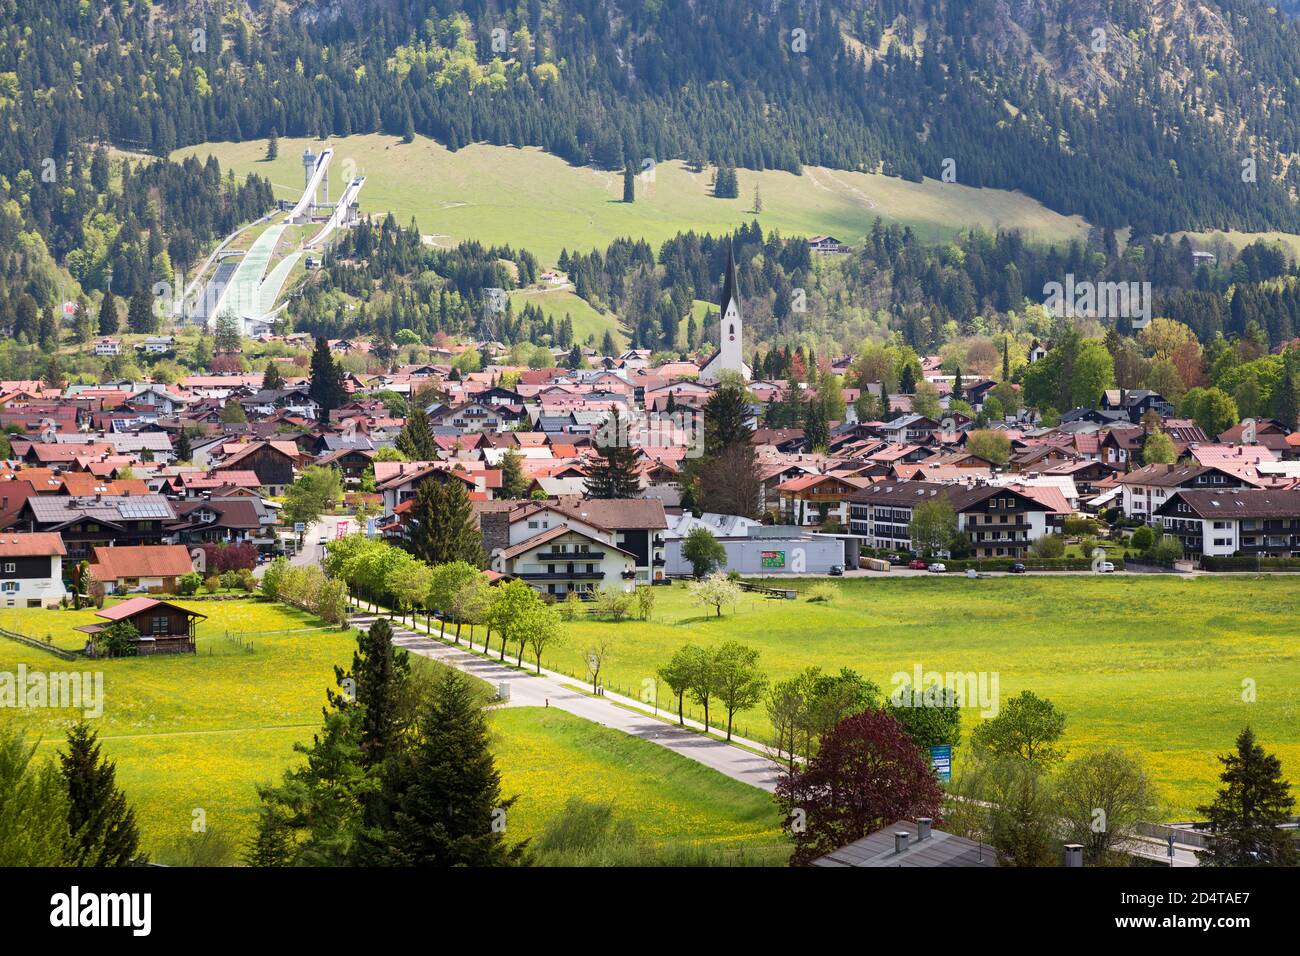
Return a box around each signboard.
[761,550,786,570]
[930,745,952,782]
[293,522,306,534]
[335,520,350,539]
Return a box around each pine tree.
[58,723,141,866]
[409,476,485,567]
[499,448,530,499]
[396,406,437,460]
[263,359,285,391]
[127,286,156,334]
[343,617,411,770]
[308,336,346,419]
[623,161,635,203]
[98,292,119,335]
[244,804,295,866]
[266,128,279,161]
[585,409,641,498]
[1196,726,1297,866]
[388,669,527,866]
[703,380,754,456]
[175,428,192,462]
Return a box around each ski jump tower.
[301,147,330,214]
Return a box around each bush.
[1145,534,1184,564]
[219,570,242,590]
[98,621,139,658]
[805,581,840,603]
[202,542,257,573]
[595,587,634,622]
[1030,534,1066,559]
[1129,526,1155,551]
[203,575,221,594]
[558,590,583,621]
[260,557,289,600]
[177,572,202,596]
[316,579,350,626]
[236,568,256,592]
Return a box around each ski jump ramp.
[306,176,366,249]
[285,148,333,223]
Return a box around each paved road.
[348,608,784,793]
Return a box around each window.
[1,582,17,593]
[152,615,168,635]
[2,562,13,574]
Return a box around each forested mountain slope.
[7,0,1300,242]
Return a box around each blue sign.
[930,745,952,782]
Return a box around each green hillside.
[176,134,1091,265]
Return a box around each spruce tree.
[409,476,485,567]
[703,380,754,455]
[263,359,285,391]
[1196,726,1297,866]
[308,336,346,419]
[175,428,192,462]
[396,406,437,460]
[499,448,530,499]
[58,723,141,866]
[623,161,635,203]
[98,292,119,335]
[127,286,156,334]
[585,408,641,499]
[389,669,527,866]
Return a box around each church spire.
[719,241,739,317]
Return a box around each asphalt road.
[348,608,785,793]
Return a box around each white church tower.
[699,243,751,384]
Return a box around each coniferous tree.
[308,336,346,420]
[58,723,141,867]
[262,360,285,391]
[175,428,192,462]
[623,162,635,203]
[396,407,437,460]
[1196,726,1297,866]
[409,477,485,567]
[388,669,528,866]
[499,448,530,499]
[585,409,641,499]
[127,286,156,334]
[98,292,119,335]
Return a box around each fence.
[737,581,798,600]
[1136,822,1208,849]
[0,626,79,661]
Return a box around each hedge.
[939,557,1126,572]
[1200,555,1300,571]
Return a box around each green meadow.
[491,706,786,863]
[548,576,1300,819]
[0,599,782,860]
[175,134,1090,265]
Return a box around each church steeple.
[699,240,750,383]
[719,241,740,319]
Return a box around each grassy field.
[0,599,784,862]
[546,576,1300,818]
[0,599,356,856]
[175,134,1091,265]
[491,706,785,863]
[508,285,623,347]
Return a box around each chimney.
[916,817,932,841]
[1063,844,1084,868]
[893,831,909,855]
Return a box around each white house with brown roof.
[0,532,68,607]
[492,525,637,597]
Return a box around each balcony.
[534,549,605,560]
[517,570,606,582]
[652,555,666,566]
[621,569,638,580]
[653,534,665,546]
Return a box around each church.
[698,244,752,384]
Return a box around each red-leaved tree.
[202,542,258,572]
[775,709,944,865]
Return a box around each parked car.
[828,564,844,576]
[1009,562,1028,574]
[928,562,947,573]
[908,559,928,570]
[887,553,907,566]
[1097,561,1116,573]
